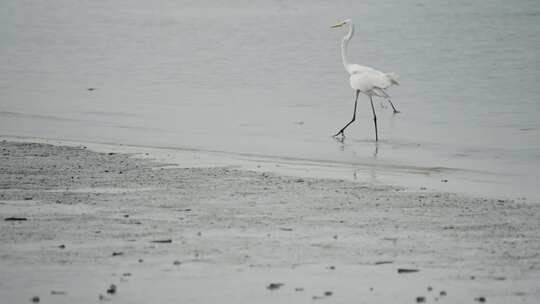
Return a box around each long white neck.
[341,22,354,71]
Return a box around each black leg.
[370,95,378,141]
[333,90,360,137]
[388,99,400,114]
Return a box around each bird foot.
[332,131,345,143]
[393,110,401,114]
[332,130,344,138]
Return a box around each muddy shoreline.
[1,140,539,303]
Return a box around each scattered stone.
[475,296,486,302]
[173,260,181,265]
[99,294,106,301]
[122,273,131,276]
[51,290,66,295]
[151,239,172,243]
[23,197,33,200]
[441,179,448,183]
[31,296,40,303]
[279,227,293,231]
[397,268,419,274]
[374,261,393,265]
[266,283,284,290]
[112,252,123,256]
[324,291,333,296]
[440,290,447,296]
[87,88,96,91]
[106,284,116,294]
[295,178,304,183]
[58,244,66,249]
[470,276,476,280]
[327,266,335,270]
[107,152,115,155]
[295,287,304,292]
[123,214,129,218]
[416,296,426,303]
[427,286,433,292]
[138,258,144,263]
[5,217,27,221]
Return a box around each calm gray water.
[1,0,539,198]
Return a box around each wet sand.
[1,140,539,303]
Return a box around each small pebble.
[427,286,433,292]
[416,296,426,303]
[324,291,333,296]
[440,290,447,296]
[173,260,181,265]
[475,296,486,302]
[31,296,40,303]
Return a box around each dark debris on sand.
[266,283,284,290]
[106,284,116,294]
[398,268,419,274]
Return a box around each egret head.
[331,19,351,29]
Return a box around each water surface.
[1,0,539,199]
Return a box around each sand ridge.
[1,141,539,303]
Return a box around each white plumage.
[331,18,400,141]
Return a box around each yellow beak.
[331,21,346,28]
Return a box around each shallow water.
[1,0,539,199]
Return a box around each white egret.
[331,18,400,141]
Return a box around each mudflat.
[1,140,539,303]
